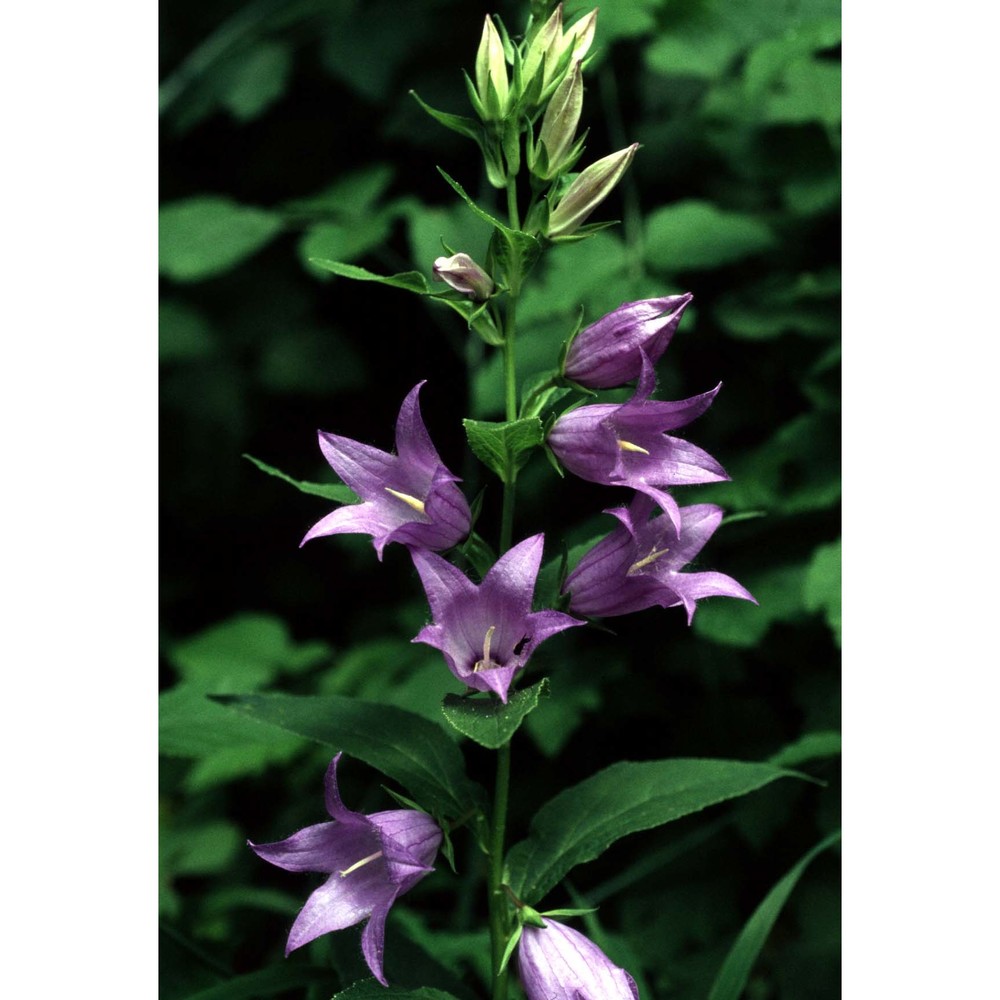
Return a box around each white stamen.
[338,850,384,877]
[627,548,670,575]
[473,625,497,672]
[617,439,650,455]
[384,487,426,514]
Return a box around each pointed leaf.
[409,90,482,142]
[507,759,802,903]
[441,679,550,749]
[463,416,545,483]
[243,454,357,504]
[213,693,483,819]
[707,830,841,1000]
[308,259,432,294]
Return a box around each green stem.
[489,741,512,1000]
[506,176,521,231]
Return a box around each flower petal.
[669,570,757,624]
[317,431,397,499]
[369,809,442,883]
[394,382,441,474]
[284,872,394,955]
[410,547,479,622]
[617,383,722,434]
[361,898,395,986]
[248,821,364,874]
[323,752,366,822]
[480,533,545,617]
[300,501,387,549]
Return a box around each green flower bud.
[546,143,639,239]
[522,3,563,89]
[475,14,509,121]
[533,60,583,180]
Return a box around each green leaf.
[160,300,216,362]
[441,679,550,749]
[409,90,482,142]
[243,453,357,504]
[220,40,292,122]
[214,693,483,818]
[707,830,841,1000]
[332,982,462,1000]
[804,538,842,645]
[159,197,283,282]
[507,759,799,904]
[463,416,545,483]
[769,730,841,768]
[308,259,432,294]
[645,200,776,271]
[180,965,333,1000]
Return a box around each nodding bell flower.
[546,143,639,239]
[547,354,727,534]
[432,252,494,301]
[518,917,640,1000]
[531,60,584,181]
[249,753,442,986]
[410,534,583,703]
[563,493,757,622]
[302,382,471,559]
[563,293,694,389]
[475,14,509,120]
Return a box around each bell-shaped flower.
[546,143,638,239]
[518,917,639,1000]
[547,354,728,533]
[433,252,494,301]
[410,534,583,702]
[249,753,442,985]
[563,293,694,389]
[563,493,756,622]
[302,382,471,559]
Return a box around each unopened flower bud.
[546,143,639,239]
[432,253,494,301]
[522,3,564,88]
[475,15,509,120]
[563,9,597,64]
[534,61,583,180]
[517,919,639,1000]
[564,293,694,388]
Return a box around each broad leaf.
[159,197,283,282]
[707,830,841,1000]
[804,538,842,646]
[463,416,544,483]
[243,453,357,504]
[441,679,549,749]
[507,759,799,903]
[214,693,483,818]
[769,730,841,768]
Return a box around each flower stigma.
[384,487,427,514]
[473,625,498,672]
[617,439,651,455]
[338,850,384,878]
[627,547,670,575]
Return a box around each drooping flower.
[410,534,583,702]
[563,293,694,389]
[547,354,728,533]
[432,252,494,301]
[249,753,442,985]
[563,493,756,622]
[302,382,471,559]
[518,918,639,1000]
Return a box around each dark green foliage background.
[160,1,840,997]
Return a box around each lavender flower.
[563,293,694,389]
[563,493,756,622]
[302,381,471,559]
[249,753,442,985]
[432,252,494,301]
[518,918,639,1000]
[411,534,583,702]
[547,355,728,533]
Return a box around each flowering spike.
[546,143,638,238]
[563,494,756,621]
[432,252,495,300]
[547,355,728,528]
[410,534,584,703]
[249,753,442,985]
[302,382,471,559]
[517,918,639,1000]
[563,293,694,388]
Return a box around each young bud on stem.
[546,143,639,238]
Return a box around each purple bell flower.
[249,753,442,985]
[518,918,640,1000]
[301,381,471,559]
[547,354,728,534]
[563,293,694,389]
[410,534,584,702]
[563,493,756,622]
